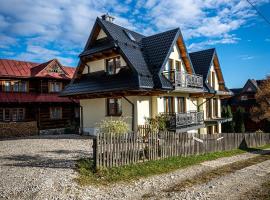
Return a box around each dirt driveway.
[0,135,92,200]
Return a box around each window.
[164,96,174,113]
[207,126,213,134]
[124,30,136,41]
[175,61,181,72]
[0,108,25,122]
[212,71,215,88]
[3,80,27,92]
[4,81,11,92]
[50,107,62,119]
[13,81,27,92]
[206,99,212,119]
[241,95,248,101]
[177,97,185,113]
[213,99,218,118]
[75,108,80,118]
[214,125,219,133]
[49,82,62,92]
[107,98,122,116]
[106,57,121,75]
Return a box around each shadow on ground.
[239,138,270,155]
[0,134,92,141]
[1,150,93,169]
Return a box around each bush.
[145,114,169,131]
[97,117,129,135]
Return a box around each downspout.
[80,105,84,135]
[123,96,135,132]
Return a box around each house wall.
[207,64,219,90]
[164,45,187,72]
[82,56,127,74]
[80,96,152,134]
[96,29,107,40]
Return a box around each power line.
[246,0,270,26]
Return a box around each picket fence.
[92,126,270,169]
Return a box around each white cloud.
[238,54,255,60]
[0,0,268,64]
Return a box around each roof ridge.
[98,17,145,38]
[0,58,39,65]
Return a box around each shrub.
[145,114,169,131]
[97,117,129,135]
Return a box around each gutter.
[123,96,135,131]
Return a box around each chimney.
[101,13,115,22]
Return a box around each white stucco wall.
[164,44,187,73]
[80,96,151,134]
[207,64,219,90]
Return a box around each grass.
[76,144,270,186]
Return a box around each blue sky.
[0,0,270,88]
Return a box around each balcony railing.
[163,70,203,89]
[163,111,204,129]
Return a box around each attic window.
[124,30,136,42]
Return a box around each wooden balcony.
[163,70,204,93]
[163,111,204,132]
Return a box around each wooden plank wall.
[94,129,270,169]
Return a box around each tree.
[250,76,270,122]
[226,105,235,132]
[234,107,245,133]
[222,105,235,133]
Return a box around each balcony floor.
[171,123,204,133]
[174,86,204,93]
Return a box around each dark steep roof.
[62,17,199,96]
[189,48,215,82]
[62,69,141,96]
[142,28,179,73]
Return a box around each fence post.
[92,135,98,170]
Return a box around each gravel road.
[0,135,92,200]
[0,135,269,200]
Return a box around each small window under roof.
[124,30,136,41]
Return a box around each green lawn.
[76,144,270,185]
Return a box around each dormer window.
[124,30,136,42]
[106,56,121,75]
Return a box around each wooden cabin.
[0,59,79,137]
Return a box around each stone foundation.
[0,121,38,138]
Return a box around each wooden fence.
[93,129,270,169]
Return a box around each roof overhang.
[60,89,165,99]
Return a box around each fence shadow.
[0,134,92,141]
[1,154,76,169]
[239,137,270,155]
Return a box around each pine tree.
[226,105,235,133]
[234,107,245,133]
